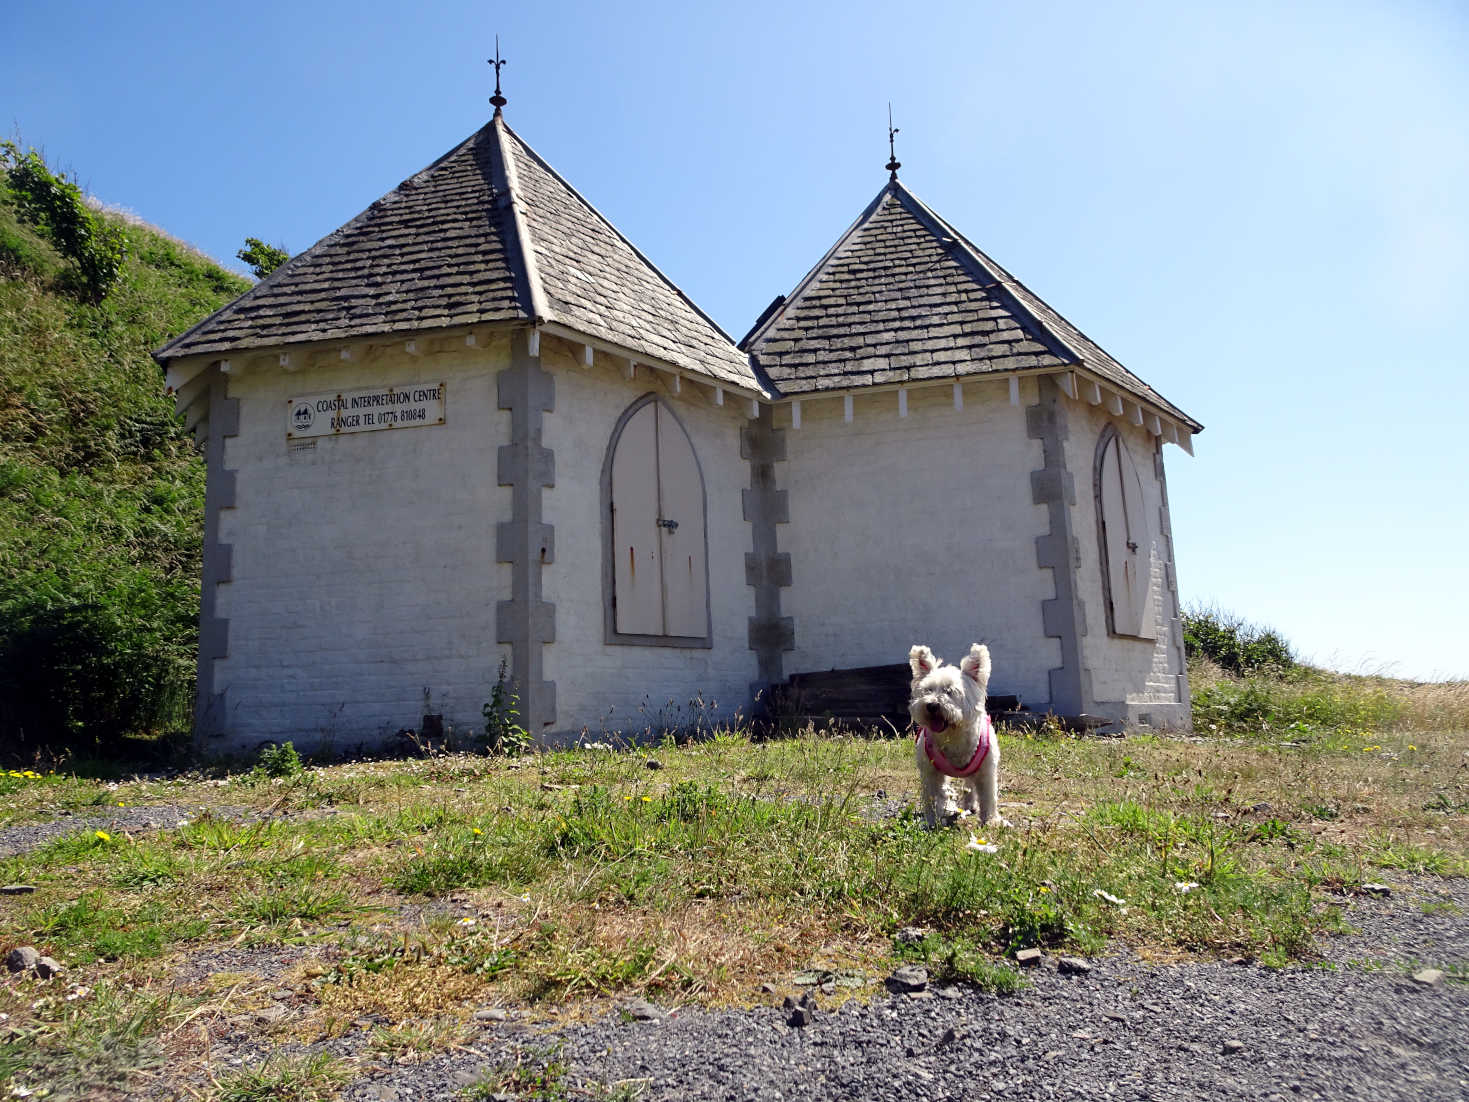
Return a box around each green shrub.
[236,236,289,279]
[0,155,248,760]
[2,143,127,303]
[0,593,191,753]
[1182,604,1294,675]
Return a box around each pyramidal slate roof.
[156,115,760,392]
[742,178,1200,431]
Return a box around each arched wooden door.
[1096,428,1156,639]
[608,397,709,640]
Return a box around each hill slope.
[0,160,250,754]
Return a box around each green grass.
[215,1051,347,1102]
[0,981,174,1101]
[1190,658,1469,738]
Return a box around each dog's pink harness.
[916,713,994,778]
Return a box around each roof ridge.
[739,182,893,352]
[155,123,505,364]
[491,116,549,324]
[891,180,1197,426]
[888,180,1086,368]
[498,121,744,350]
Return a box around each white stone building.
[155,101,1202,754]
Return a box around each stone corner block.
[748,617,796,653]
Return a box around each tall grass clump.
[1190,663,1408,737]
[1182,605,1467,736]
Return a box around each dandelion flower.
[1038,885,1051,894]
[472,828,483,835]
[641,796,652,803]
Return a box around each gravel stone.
[0,884,36,895]
[1361,883,1392,897]
[1411,969,1444,987]
[622,998,664,1021]
[1015,947,1044,967]
[886,965,928,993]
[34,956,63,979]
[1223,1039,1246,1054]
[5,947,39,974]
[1057,956,1092,976]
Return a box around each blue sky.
[7,0,1467,679]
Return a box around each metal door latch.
[656,518,679,532]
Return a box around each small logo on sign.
[291,402,314,432]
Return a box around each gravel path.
[334,878,1468,1102]
[0,804,255,858]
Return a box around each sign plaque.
[287,383,446,439]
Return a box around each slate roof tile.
[158,116,759,392]
[742,179,1198,430]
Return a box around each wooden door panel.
[655,404,708,638]
[1100,434,1157,639]
[611,403,662,635]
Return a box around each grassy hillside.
[0,153,249,756]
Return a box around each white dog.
[908,643,1005,830]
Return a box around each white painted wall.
[779,377,1058,708]
[1066,399,1188,726]
[539,342,760,735]
[212,335,512,752]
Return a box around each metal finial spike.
[489,35,508,114]
[885,102,901,180]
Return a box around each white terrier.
[908,643,1005,830]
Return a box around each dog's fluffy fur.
[908,643,1005,829]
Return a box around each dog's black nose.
[926,701,941,717]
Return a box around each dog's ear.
[960,643,991,685]
[909,644,938,681]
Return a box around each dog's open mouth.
[917,700,955,733]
